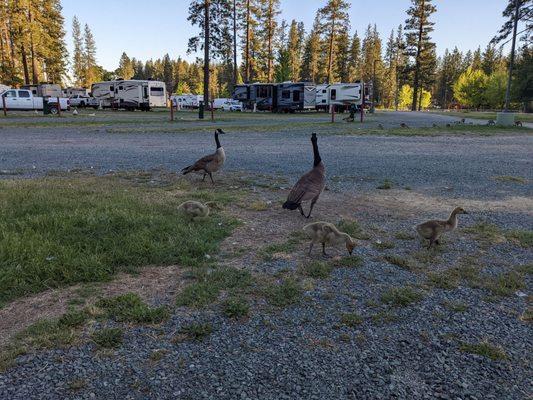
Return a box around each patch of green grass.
[91,328,123,348]
[377,179,393,190]
[514,264,533,275]
[176,281,220,308]
[149,349,168,363]
[395,231,415,240]
[426,271,459,290]
[493,175,527,184]
[244,200,269,211]
[177,267,253,308]
[67,378,87,391]
[484,271,525,297]
[222,296,250,319]
[340,312,363,327]
[373,240,395,250]
[0,177,238,304]
[459,340,507,360]
[442,301,469,312]
[177,323,213,342]
[260,230,307,260]
[337,219,370,240]
[464,222,504,243]
[507,230,533,248]
[265,278,303,307]
[302,260,333,279]
[380,286,423,307]
[57,309,89,327]
[371,310,398,324]
[96,293,169,324]
[383,255,419,272]
[333,256,363,268]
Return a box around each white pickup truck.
[1,89,69,113]
[69,95,98,109]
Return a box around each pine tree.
[117,52,134,79]
[404,0,437,110]
[348,31,361,82]
[335,27,351,82]
[492,0,532,45]
[301,17,323,82]
[471,46,482,69]
[287,20,304,81]
[188,0,232,106]
[362,25,383,105]
[382,29,398,108]
[481,44,505,75]
[256,0,280,81]
[315,0,350,83]
[41,0,68,83]
[72,16,84,86]
[83,23,100,86]
[162,54,173,93]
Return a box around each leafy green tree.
[453,67,488,109]
[398,84,413,109]
[484,70,507,108]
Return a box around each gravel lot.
[0,111,531,399]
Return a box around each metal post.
[330,105,335,123]
[504,0,520,112]
[360,82,364,123]
[57,97,61,116]
[170,99,174,121]
[2,95,6,116]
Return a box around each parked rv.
[252,83,277,111]
[315,82,368,112]
[170,94,203,109]
[92,80,166,110]
[63,87,89,97]
[1,89,69,112]
[21,83,63,98]
[233,84,252,109]
[276,82,316,112]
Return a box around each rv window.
[281,90,290,99]
[118,86,123,90]
[19,90,30,98]
[322,90,326,93]
[144,87,148,98]
[292,91,300,101]
[330,89,337,100]
[109,85,114,92]
[150,87,164,96]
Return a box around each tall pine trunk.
[233,0,237,85]
[245,0,251,82]
[20,42,30,84]
[203,0,210,106]
[411,0,425,111]
[327,18,335,83]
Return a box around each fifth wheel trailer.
[91,80,166,110]
[315,82,371,112]
[276,82,316,112]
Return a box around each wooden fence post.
[57,97,61,116]
[170,99,174,121]
[330,105,335,123]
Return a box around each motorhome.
[170,94,203,109]
[276,82,316,112]
[21,83,63,98]
[233,84,252,109]
[315,82,366,112]
[92,80,166,110]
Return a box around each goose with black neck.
[181,129,226,184]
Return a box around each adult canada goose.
[283,133,325,218]
[303,221,356,256]
[415,207,468,249]
[181,129,226,183]
[400,123,409,128]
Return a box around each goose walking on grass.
[181,129,226,183]
[416,207,468,249]
[282,133,325,218]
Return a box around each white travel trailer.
[315,83,364,112]
[0,84,10,94]
[170,94,203,109]
[91,80,166,110]
[63,87,89,97]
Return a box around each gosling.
[515,121,523,127]
[487,120,495,126]
[415,207,468,249]
[178,200,209,220]
[303,221,356,256]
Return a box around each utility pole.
[503,0,519,112]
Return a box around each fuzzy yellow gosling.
[416,207,468,249]
[178,200,209,220]
[303,221,356,256]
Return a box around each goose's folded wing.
[287,169,324,203]
[189,153,216,171]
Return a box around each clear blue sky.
[61,0,510,71]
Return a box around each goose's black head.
[216,128,226,135]
[311,133,317,142]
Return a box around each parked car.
[1,89,69,113]
[69,95,98,108]
[221,100,243,112]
